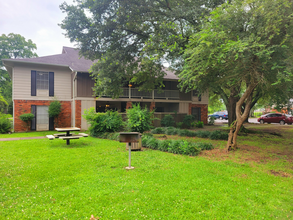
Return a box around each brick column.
[126,101,132,109]
[75,100,81,128]
[189,103,208,125]
[150,102,156,111]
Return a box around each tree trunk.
[227,89,239,126]
[226,82,257,151]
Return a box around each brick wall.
[75,100,81,128]
[14,100,71,132]
[188,103,208,125]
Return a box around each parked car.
[257,113,293,125]
[208,111,228,120]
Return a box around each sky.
[0,0,76,57]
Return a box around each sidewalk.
[0,136,46,141]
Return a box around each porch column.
[126,101,132,109]
[150,102,156,111]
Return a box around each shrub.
[195,130,211,138]
[126,103,154,133]
[208,116,215,125]
[182,115,195,128]
[165,126,178,135]
[176,122,183,129]
[151,127,165,134]
[195,121,204,128]
[146,137,159,149]
[209,130,228,140]
[196,142,214,150]
[158,139,172,152]
[0,113,12,133]
[161,114,175,127]
[19,113,34,131]
[83,108,123,135]
[48,100,62,127]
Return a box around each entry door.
[36,106,49,131]
[191,107,201,121]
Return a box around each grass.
[1,127,293,219]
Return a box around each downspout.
[72,71,78,127]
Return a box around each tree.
[0,33,38,113]
[59,0,225,97]
[179,0,293,151]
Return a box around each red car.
[257,113,293,125]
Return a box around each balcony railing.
[101,87,181,100]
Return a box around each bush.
[161,114,175,127]
[208,116,215,125]
[209,130,228,140]
[194,130,211,138]
[196,142,214,150]
[158,139,172,152]
[19,113,34,131]
[176,122,183,129]
[126,103,154,133]
[0,113,12,133]
[83,108,123,135]
[48,100,62,127]
[151,127,165,134]
[165,126,178,135]
[182,115,195,128]
[195,121,204,128]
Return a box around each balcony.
[118,88,180,100]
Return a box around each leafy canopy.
[59,0,225,97]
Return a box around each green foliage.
[48,100,61,118]
[151,127,165,134]
[161,114,175,127]
[209,130,229,140]
[182,115,195,129]
[0,113,12,133]
[60,0,224,97]
[165,126,177,135]
[195,121,204,128]
[142,137,202,156]
[19,113,34,132]
[83,108,123,135]
[48,100,62,127]
[126,103,154,133]
[208,116,215,125]
[19,113,34,122]
[176,122,183,129]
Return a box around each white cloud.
[0,0,76,57]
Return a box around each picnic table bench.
[46,127,88,145]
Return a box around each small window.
[37,71,49,90]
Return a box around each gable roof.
[2,46,178,79]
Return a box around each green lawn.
[0,130,293,219]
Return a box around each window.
[192,90,201,101]
[31,70,54,96]
[37,71,49,90]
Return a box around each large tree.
[60,0,225,97]
[0,33,38,113]
[179,0,293,150]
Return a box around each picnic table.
[46,127,88,145]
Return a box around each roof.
[2,46,178,79]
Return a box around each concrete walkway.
[0,136,46,141]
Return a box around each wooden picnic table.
[55,127,81,145]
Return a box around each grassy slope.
[1,134,292,219]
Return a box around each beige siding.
[192,91,209,104]
[81,100,96,130]
[179,102,189,114]
[13,64,72,100]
